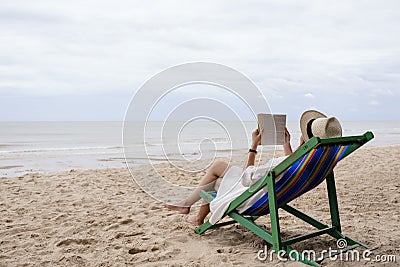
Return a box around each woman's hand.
[299,136,305,146]
[284,127,291,145]
[283,127,293,156]
[245,128,262,169]
[251,128,262,149]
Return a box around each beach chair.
[195,132,374,266]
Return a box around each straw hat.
[300,110,342,141]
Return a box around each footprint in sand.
[164,235,188,245]
[216,248,241,254]
[172,235,188,243]
[56,238,96,247]
[128,247,147,254]
[120,218,133,224]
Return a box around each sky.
[0,0,399,121]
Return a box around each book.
[257,113,286,145]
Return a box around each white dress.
[209,156,287,224]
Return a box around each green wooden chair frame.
[195,132,374,266]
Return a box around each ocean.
[1,121,399,178]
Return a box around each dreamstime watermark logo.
[336,238,347,249]
[257,238,397,264]
[123,62,279,205]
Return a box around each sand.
[0,145,399,266]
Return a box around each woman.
[165,110,342,226]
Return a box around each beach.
[2,0,400,265]
[1,144,399,266]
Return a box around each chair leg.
[325,172,369,248]
[326,172,341,233]
[229,211,273,244]
[266,172,282,251]
[194,221,213,235]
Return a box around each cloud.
[304,93,315,98]
[369,100,380,106]
[368,88,396,97]
[0,0,399,120]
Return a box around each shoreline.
[2,143,400,179]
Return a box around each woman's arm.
[283,127,293,156]
[244,128,262,169]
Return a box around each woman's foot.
[185,215,203,226]
[164,203,190,214]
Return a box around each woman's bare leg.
[214,177,222,191]
[164,160,228,214]
[186,176,223,225]
[186,200,210,226]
